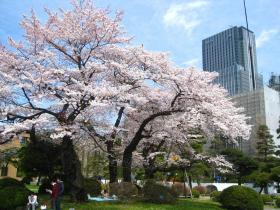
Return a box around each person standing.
[46,178,60,210]
[55,176,64,210]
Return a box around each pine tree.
[256,125,275,161]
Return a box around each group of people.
[27,175,64,210]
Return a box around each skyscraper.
[202,26,263,95]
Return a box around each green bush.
[261,194,273,204]
[192,189,200,198]
[206,185,218,194]
[143,180,176,204]
[0,186,31,210]
[219,186,263,210]
[210,191,221,202]
[193,185,207,195]
[275,197,280,208]
[109,182,138,199]
[84,178,102,196]
[0,178,24,188]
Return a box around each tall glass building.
[202,26,263,95]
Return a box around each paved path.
[264,206,279,210]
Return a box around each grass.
[25,184,39,193]
[38,196,224,210]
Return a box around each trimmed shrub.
[192,189,200,198]
[261,194,273,204]
[171,182,190,197]
[0,178,24,188]
[276,197,280,208]
[0,186,31,210]
[193,185,207,195]
[109,182,138,199]
[206,185,218,194]
[84,178,102,196]
[143,180,176,204]
[210,191,221,202]
[219,186,263,210]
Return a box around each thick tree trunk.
[106,140,117,183]
[188,175,193,189]
[61,136,86,202]
[122,148,133,182]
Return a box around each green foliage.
[83,152,108,179]
[210,191,221,202]
[109,182,138,200]
[249,171,272,193]
[256,125,275,161]
[0,177,24,188]
[276,197,280,208]
[260,194,273,204]
[192,189,200,198]
[18,140,62,179]
[219,186,263,210]
[0,186,31,210]
[84,178,102,196]
[0,148,18,168]
[189,163,210,184]
[193,185,207,195]
[143,180,176,204]
[221,148,258,184]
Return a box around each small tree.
[271,166,280,193]
[18,140,62,182]
[256,125,275,161]
[249,171,272,194]
[221,148,258,185]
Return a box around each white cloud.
[163,0,210,35]
[256,29,278,48]
[182,58,200,67]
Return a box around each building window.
[20,137,29,145]
[1,166,8,176]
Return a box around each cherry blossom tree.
[0,0,251,199]
[0,0,135,201]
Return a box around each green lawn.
[54,198,224,210]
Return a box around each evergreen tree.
[256,125,275,161]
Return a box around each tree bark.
[238,176,242,185]
[106,140,117,183]
[61,136,86,202]
[122,148,133,182]
[122,110,178,182]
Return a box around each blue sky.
[0,0,279,84]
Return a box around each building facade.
[202,26,263,96]
[232,87,280,155]
[269,73,280,92]
[0,133,29,180]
